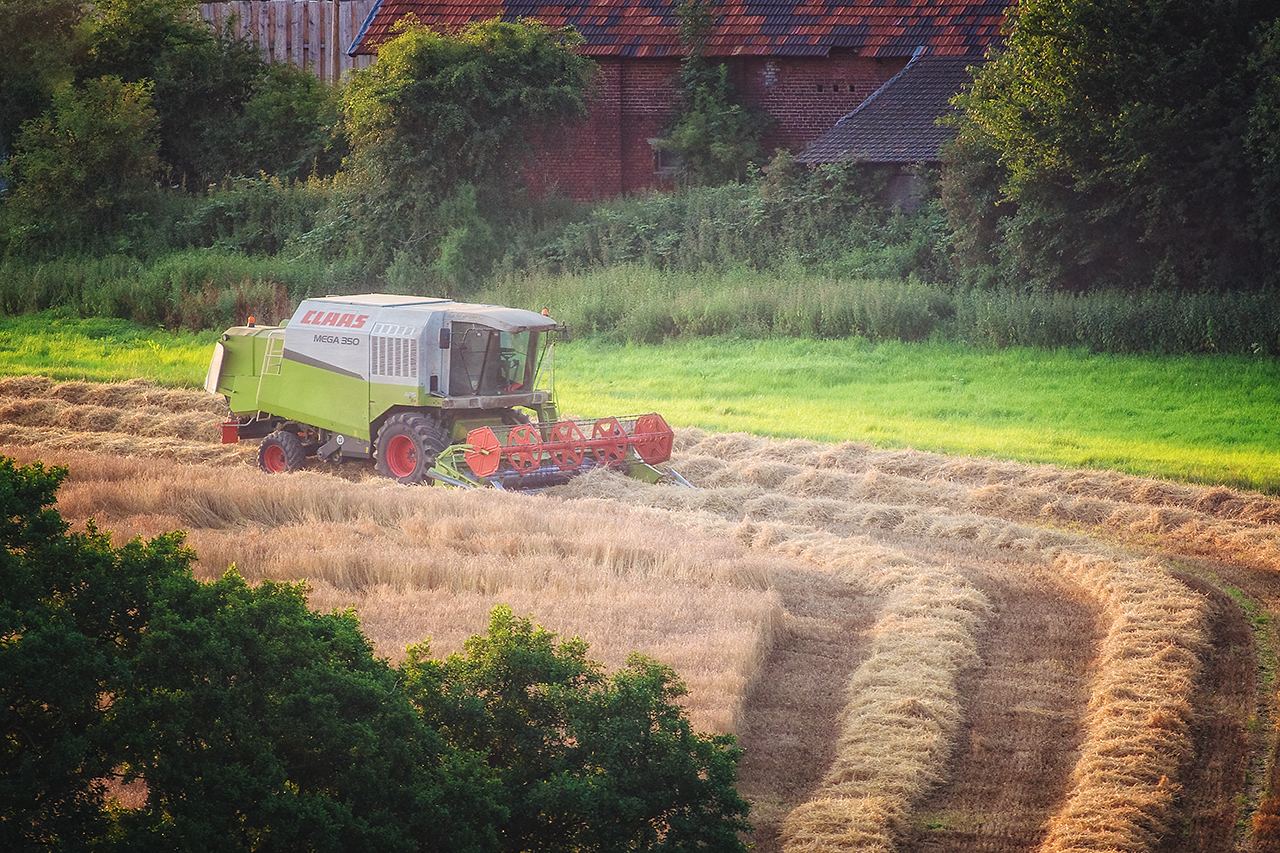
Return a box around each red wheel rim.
[385,434,418,478]
[465,427,501,478]
[506,424,542,471]
[262,443,287,473]
[548,421,585,470]
[631,413,674,464]
[591,417,627,465]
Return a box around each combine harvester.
[205,294,677,489]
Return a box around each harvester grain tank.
[205,294,674,488]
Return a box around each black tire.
[375,413,450,484]
[258,430,306,474]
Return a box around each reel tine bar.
[463,413,673,481]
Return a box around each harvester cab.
[205,294,675,489]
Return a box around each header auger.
[205,294,678,490]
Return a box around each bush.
[0,76,160,256]
[404,606,752,853]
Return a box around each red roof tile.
[350,1,1012,58]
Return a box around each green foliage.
[659,62,771,186]
[231,62,346,182]
[79,0,261,187]
[516,153,944,279]
[339,19,594,268]
[656,0,771,186]
[174,174,335,257]
[404,606,752,853]
[1,76,160,255]
[483,263,1280,354]
[0,0,86,158]
[2,464,750,850]
[0,250,379,332]
[112,573,500,853]
[948,0,1278,291]
[1247,18,1280,265]
[0,458,194,850]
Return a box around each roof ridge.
[830,45,926,131]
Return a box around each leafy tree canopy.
[404,605,753,853]
[78,0,339,187]
[0,0,87,157]
[2,459,750,852]
[948,0,1280,291]
[343,18,594,194]
[338,18,595,268]
[1,76,160,254]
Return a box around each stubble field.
[3,374,1279,853]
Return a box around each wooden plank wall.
[199,1,378,81]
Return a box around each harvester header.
[205,294,675,489]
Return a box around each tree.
[231,62,346,182]
[111,572,501,853]
[77,0,341,187]
[0,0,87,169]
[1247,17,1280,267]
[403,606,753,853]
[0,457,499,852]
[947,0,1278,291]
[0,457,192,850]
[339,18,595,266]
[656,0,772,186]
[0,75,160,255]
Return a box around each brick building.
[350,1,1011,200]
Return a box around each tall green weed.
[0,251,379,330]
[481,266,1280,355]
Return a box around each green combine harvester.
[205,294,675,489]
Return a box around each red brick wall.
[525,53,907,201]
[736,55,908,155]
[525,58,680,201]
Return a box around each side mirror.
[439,328,452,349]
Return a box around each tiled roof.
[350,1,1012,58]
[798,52,974,163]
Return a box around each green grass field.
[2,312,1276,492]
[552,338,1280,492]
[0,313,219,385]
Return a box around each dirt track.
[2,375,1276,853]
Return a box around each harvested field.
[3,376,1278,853]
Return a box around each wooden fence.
[199,1,378,81]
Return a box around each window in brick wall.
[650,139,681,174]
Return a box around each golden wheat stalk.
[1035,553,1208,853]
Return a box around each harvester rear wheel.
[375,413,449,484]
[259,430,306,474]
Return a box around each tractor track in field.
[2,376,1278,853]
[899,556,1106,853]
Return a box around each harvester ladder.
[261,331,285,374]
[258,331,285,397]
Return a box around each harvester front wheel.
[259,430,306,474]
[375,413,449,484]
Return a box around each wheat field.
[3,375,1277,853]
